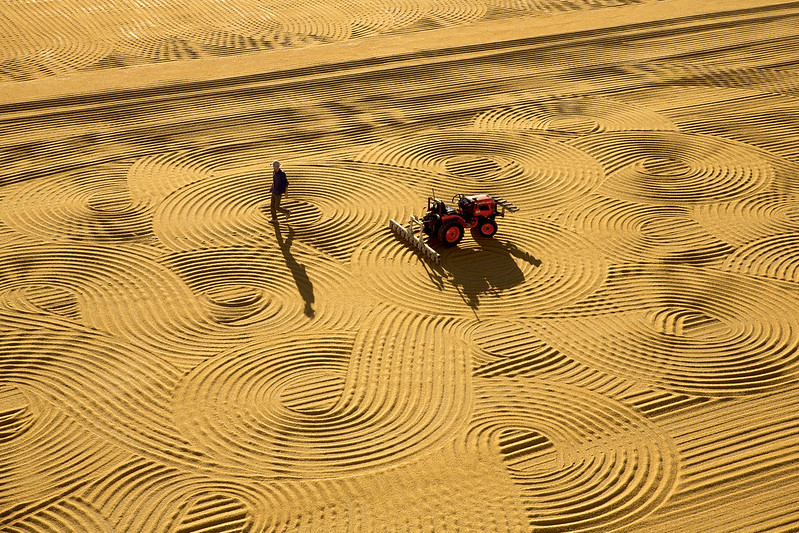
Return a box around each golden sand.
[2,0,799,531]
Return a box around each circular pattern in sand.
[464,378,678,532]
[0,383,35,441]
[79,459,276,532]
[0,283,82,320]
[7,498,115,532]
[1,387,127,528]
[153,163,423,259]
[723,233,799,283]
[692,192,799,247]
[0,0,550,81]
[0,32,113,77]
[3,3,799,529]
[153,170,276,251]
[161,242,358,329]
[531,265,799,396]
[473,96,679,134]
[0,241,238,369]
[0,310,203,471]
[0,166,152,243]
[173,310,473,477]
[557,195,734,263]
[356,130,604,210]
[354,217,606,317]
[467,319,574,378]
[571,132,774,205]
[127,151,217,205]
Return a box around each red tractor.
[390,193,518,264]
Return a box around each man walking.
[269,160,291,223]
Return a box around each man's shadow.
[422,237,542,314]
[274,221,315,318]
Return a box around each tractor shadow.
[274,221,315,318]
[423,236,542,313]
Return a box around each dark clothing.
[271,193,289,219]
[271,169,288,195]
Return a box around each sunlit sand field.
[2,0,799,531]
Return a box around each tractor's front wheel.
[472,217,498,239]
[439,221,464,247]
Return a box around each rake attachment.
[492,196,519,216]
[389,215,441,264]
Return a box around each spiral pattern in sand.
[0,241,236,369]
[692,192,799,247]
[0,0,643,82]
[356,130,604,210]
[0,166,152,243]
[723,233,799,283]
[557,195,734,264]
[173,310,473,477]
[0,310,203,469]
[258,447,531,531]
[127,151,217,205]
[4,1,799,530]
[1,384,123,524]
[641,387,799,531]
[662,91,799,162]
[354,217,606,317]
[468,319,575,378]
[464,378,678,533]
[5,498,114,532]
[532,265,799,396]
[572,132,774,205]
[153,163,423,259]
[79,464,273,533]
[161,243,359,329]
[473,96,679,134]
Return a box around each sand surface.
[2,0,799,531]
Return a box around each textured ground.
[2,0,799,531]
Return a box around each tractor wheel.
[472,217,498,239]
[438,221,464,247]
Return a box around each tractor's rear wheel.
[472,217,498,239]
[439,221,464,247]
